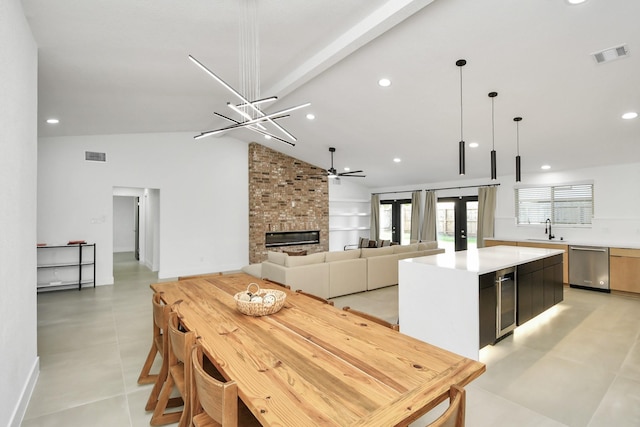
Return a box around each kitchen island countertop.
[404,245,565,275]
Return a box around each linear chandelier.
[190,0,310,146]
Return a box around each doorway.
[437,197,478,252]
[113,187,160,273]
[379,199,412,245]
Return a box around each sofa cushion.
[377,239,391,247]
[267,251,287,266]
[418,241,438,250]
[285,251,325,267]
[358,237,369,248]
[360,246,394,258]
[393,243,420,254]
[325,249,361,262]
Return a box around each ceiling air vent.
[592,44,629,64]
[85,151,106,162]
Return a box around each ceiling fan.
[322,147,366,178]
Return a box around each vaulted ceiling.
[23,0,640,187]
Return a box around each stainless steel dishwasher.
[569,246,610,292]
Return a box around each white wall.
[0,1,39,425]
[113,196,136,252]
[494,163,640,246]
[38,133,249,283]
[371,163,640,248]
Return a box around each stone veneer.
[248,143,329,263]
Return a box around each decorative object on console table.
[36,242,96,292]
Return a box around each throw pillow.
[283,250,307,256]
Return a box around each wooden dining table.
[150,273,485,426]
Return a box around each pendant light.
[488,92,498,180]
[456,59,467,175]
[514,116,523,182]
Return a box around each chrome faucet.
[545,219,554,240]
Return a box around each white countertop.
[402,245,565,275]
[485,237,640,249]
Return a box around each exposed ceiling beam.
[264,0,436,98]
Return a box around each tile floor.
[23,253,640,426]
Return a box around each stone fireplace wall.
[248,143,329,263]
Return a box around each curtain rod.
[423,183,501,192]
[371,189,422,196]
[373,183,500,195]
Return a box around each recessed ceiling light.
[393,158,401,163]
[46,118,59,124]
[469,142,479,148]
[622,112,638,120]
[566,0,587,4]
[378,78,391,87]
[306,113,315,120]
[264,135,272,140]
[343,167,350,172]
[541,164,551,170]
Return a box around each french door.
[437,197,478,252]
[379,199,412,245]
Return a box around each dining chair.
[178,272,223,280]
[295,289,334,305]
[143,293,183,411]
[426,385,466,427]
[263,278,291,289]
[150,311,195,427]
[190,343,261,427]
[342,306,399,331]
[138,293,167,386]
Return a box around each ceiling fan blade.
[339,170,364,175]
[338,173,366,178]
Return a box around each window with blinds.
[515,183,593,225]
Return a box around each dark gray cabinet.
[517,255,563,326]
[544,254,564,304]
[479,272,497,348]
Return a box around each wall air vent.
[85,151,106,162]
[592,44,629,64]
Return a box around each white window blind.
[515,184,593,225]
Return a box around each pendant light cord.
[459,66,464,141]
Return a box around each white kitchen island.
[398,245,565,361]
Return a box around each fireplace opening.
[265,230,320,247]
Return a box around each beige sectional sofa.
[260,242,444,299]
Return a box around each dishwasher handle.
[570,246,608,252]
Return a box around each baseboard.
[9,356,39,427]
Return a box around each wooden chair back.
[179,272,223,281]
[295,289,334,305]
[342,306,399,331]
[139,293,169,385]
[263,278,291,289]
[191,344,239,426]
[151,311,196,427]
[427,385,466,427]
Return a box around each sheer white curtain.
[477,186,497,248]
[370,194,380,242]
[410,191,421,243]
[420,190,437,242]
